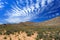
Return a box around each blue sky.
[0,0,60,24]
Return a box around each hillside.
[38,16,60,26]
[0,16,60,40]
[17,16,60,26]
[1,16,60,27]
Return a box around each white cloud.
[41,0,53,7]
[5,4,36,23]
[5,0,54,24]
[0,2,4,9]
[47,0,54,4]
[41,0,46,7]
[35,3,40,8]
[56,13,59,16]
[5,18,20,23]
[5,16,33,23]
[5,17,31,23]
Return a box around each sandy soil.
[0,31,38,40]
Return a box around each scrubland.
[0,24,60,40]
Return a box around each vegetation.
[0,17,59,40]
[0,24,60,40]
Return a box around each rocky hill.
[18,16,60,26]
[2,16,60,27]
[38,16,60,26]
[0,16,60,40]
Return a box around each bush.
[5,31,14,35]
[26,31,33,36]
[4,37,7,39]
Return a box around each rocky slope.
[18,16,60,26]
[38,16,60,26]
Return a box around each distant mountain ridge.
[17,16,60,26]
[1,16,60,27]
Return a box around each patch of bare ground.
[0,30,60,40]
[0,31,38,40]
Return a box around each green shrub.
[26,31,33,36]
[5,31,14,35]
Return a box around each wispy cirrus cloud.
[5,4,36,23]
[4,0,54,24]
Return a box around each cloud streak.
[4,0,53,24]
[5,4,37,23]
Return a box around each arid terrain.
[0,16,60,40]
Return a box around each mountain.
[1,16,60,27]
[0,16,59,35]
[18,16,60,26]
[38,16,60,26]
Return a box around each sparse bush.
[54,34,60,40]
[5,31,14,35]
[26,31,33,36]
[4,36,7,39]
[36,32,44,40]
